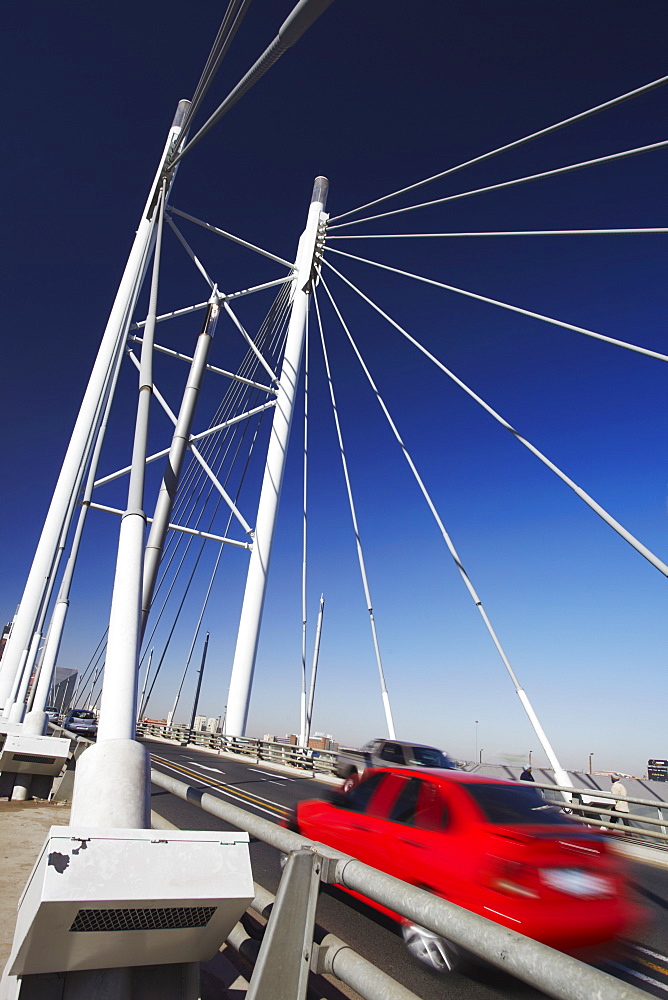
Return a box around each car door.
[298,771,391,865]
[379,775,477,908]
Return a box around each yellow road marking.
[150,753,289,819]
[636,957,668,978]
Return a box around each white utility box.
[0,734,71,776]
[0,720,23,740]
[8,826,253,976]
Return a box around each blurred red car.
[286,767,644,972]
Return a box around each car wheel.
[402,923,461,973]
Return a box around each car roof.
[364,766,519,787]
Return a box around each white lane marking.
[188,763,225,773]
[247,767,293,781]
[631,943,668,964]
[607,961,668,993]
[151,758,286,819]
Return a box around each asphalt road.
[144,738,668,999]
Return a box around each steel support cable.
[141,391,263,663]
[140,289,293,663]
[328,227,668,239]
[300,309,309,744]
[148,282,292,573]
[167,206,292,268]
[126,352,254,538]
[77,288,289,712]
[322,257,668,578]
[330,73,668,223]
[139,296,294,699]
[313,291,397,739]
[319,276,573,781]
[145,409,269,720]
[143,281,292,598]
[81,243,292,696]
[76,643,107,709]
[327,139,668,230]
[129,277,295,331]
[165,216,215,289]
[168,0,336,168]
[140,385,274,716]
[179,0,254,138]
[325,246,668,363]
[167,541,226,725]
[150,283,292,581]
[134,316,279,670]
[70,633,107,710]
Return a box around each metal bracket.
[245,850,321,1000]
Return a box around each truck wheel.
[342,772,359,793]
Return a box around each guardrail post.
[245,850,321,1000]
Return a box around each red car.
[287,767,644,972]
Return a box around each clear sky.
[2,1,666,777]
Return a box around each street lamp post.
[475,720,479,763]
[529,750,533,767]
[589,752,594,775]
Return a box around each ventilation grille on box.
[11,754,56,764]
[70,906,217,932]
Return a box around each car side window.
[388,778,449,830]
[389,776,422,824]
[343,772,387,813]
[379,742,405,764]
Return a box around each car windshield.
[406,746,453,768]
[464,783,572,825]
[70,711,96,720]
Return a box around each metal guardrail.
[138,723,668,848]
[137,722,338,775]
[533,779,668,847]
[150,767,648,1000]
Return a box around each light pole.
[475,720,479,763]
[479,748,483,764]
[529,749,533,767]
[589,752,594,775]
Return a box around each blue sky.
[2,1,666,776]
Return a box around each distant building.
[308,736,338,752]
[0,623,11,662]
[206,717,219,734]
[193,715,207,732]
[263,732,338,750]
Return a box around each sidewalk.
[0,800,71,970]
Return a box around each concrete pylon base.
[69,739,150,828]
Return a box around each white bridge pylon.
[3,2,665,815]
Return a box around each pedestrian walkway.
[0,801,71,969]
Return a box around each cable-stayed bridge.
[0,2,666,996]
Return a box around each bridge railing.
[150,766,648,1000]
[534,779,668,846]
[136,722,339,776]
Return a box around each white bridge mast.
[225,177,328,736]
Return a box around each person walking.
[609,774,630,827]
[519,766,534,781]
